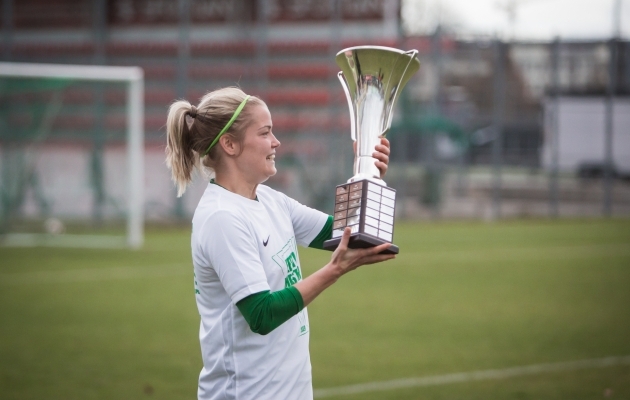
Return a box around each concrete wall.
[542,96,630,173]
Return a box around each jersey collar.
[210,179,259,202]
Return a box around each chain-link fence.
[2,0,628,223]
[387,36,630,220]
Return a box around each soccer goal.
[0,62,144,249]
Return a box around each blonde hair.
[165,87,265,197]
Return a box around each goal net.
[0,62,144,249]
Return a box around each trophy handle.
[337,71,356,141]
[404,49,419,58]
[383,49,420,132]
[401,50,419,87]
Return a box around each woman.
[166,87,395,400]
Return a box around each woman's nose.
[271,133,281,148]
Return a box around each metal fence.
[385,36,630,220]
[1,0,629,222]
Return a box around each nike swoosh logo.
[263,235,270,247]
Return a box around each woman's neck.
[214,170,258,200]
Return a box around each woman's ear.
[219,135,240,156]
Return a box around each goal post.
[0,62,144,249]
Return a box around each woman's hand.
[351,137,391,178]
[294,227,396,306]
[373,137,391,178]
[327,227,396,278]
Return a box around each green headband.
[203,95,251,156]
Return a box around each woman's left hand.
[373,137,391,178]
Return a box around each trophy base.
[324,179,399,254]
[323,233,399,254]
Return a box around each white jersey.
[191,182,328,400]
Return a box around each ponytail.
[166,100,197,197]
[165,87,266,197]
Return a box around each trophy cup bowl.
[323,46,420,255]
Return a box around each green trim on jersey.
[236,286,304,335]
[308,215,333,249]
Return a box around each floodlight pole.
[603,0,621,217]
[174,0,190,219]
[92,0,108,225]
[428,25,443,219]
[603,39,616,217]
[491,39,506,221]
[549,38,560,218]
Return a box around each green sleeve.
[308,215,333,249]
[236,286,305,335]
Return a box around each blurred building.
[1,0,629,222]
[1,0,403,219]
[2,0,400,139]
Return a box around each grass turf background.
[1,219,629,399]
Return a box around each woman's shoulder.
[256,184,292,203]
[255,184,277,196]
[194,184,255,223]
[192,201,254,244]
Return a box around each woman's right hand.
[295,227,396,306]
[327,227,396,278]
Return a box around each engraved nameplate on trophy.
[323,46,420,255]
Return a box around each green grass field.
[1,219,629,399]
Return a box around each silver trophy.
[323,46,420,254]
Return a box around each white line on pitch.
[313,355,630,398]
[1,233,128,249]
[0,264,190,285]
